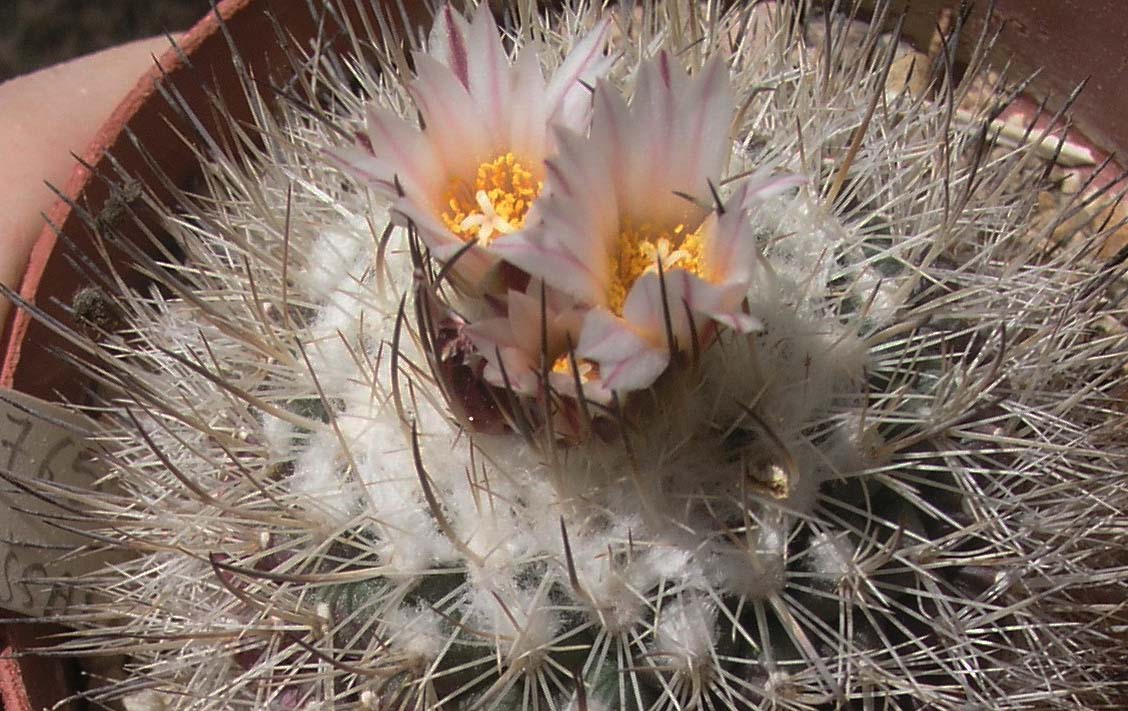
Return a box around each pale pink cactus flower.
[495,52,804,392]
[463,283,612,404]
[329,4,612,287]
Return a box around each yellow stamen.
[607,221,707,316]
[442,153,542,245]
[551,354,597,382]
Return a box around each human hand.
[0,36,177,331]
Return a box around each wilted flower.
[496,53,803,391]
[330,4,611,285]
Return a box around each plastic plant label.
[0,388,103,618]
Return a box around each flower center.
[442,153,542,245]
[551,354,599,384]
[607,221,707,316]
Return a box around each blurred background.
[0,0,206,80]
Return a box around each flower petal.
[706,172,805,283]
[544,17,613,133]
[487,350,539,394]
[578,308,669,392]
[506,289,545,349]
[621,270,710,350]
[410,53,491,175]
[508,47,549,160]
[621,268,761,353]
[587,82,632,212]
[547,370,613,406]
[620,270,674,340]
[734,171,807,207]
[324,145,400,195]
[700,208,753,284]
[464,316,538,394]
[673,57,733,202]
[678,273,762,333]
[464,315,520,352]
[631,51,682,150]
[428,4,472,88]
[624,53,683,218]
[392,199,497,287]
[492,227,606,306]
[331,108,445,200]
[543,125,619,234]
[465,6,511,146]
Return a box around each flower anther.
[609,221,707,316]
[443,153,542,245]
[328,4,612,287]
[493,54,804,393]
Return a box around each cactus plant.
[22,1,1128,709]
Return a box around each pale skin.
[0,36,177,331]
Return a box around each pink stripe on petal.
[703,209,756,282]
[579,309,670,392]
[543,125,604,200]
[324,147,399,195]
[678,274,757,332]
[410,54,490,172]
[543,157,574,198]
[542,130,619,236]
[545,17,612,132]
[741,173,807,204]
[492,233,605,306]
[620,271,671,337]
[600,349,669,392]
[710,311,763,333]
[706,174,804,282]
[355,131,374,155]
[634,55,680,143]
[431,4,470,88]
[531,200,612,280]
[578,308,651,361]
[362,107,444,198]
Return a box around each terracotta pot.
[0,0,1121,708]
[0,2,330,708]
[894,2,1128,259]
[0,0,331,404]
[871,0,1128,164]
[0,621,78,711]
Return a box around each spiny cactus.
[24,1,1128,709]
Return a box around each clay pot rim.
[0,0,336,402]
[1,0,248,378]
[0,4,274,711]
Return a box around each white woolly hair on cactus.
[10,0,1128,709]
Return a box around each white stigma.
[459,189,518,241]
